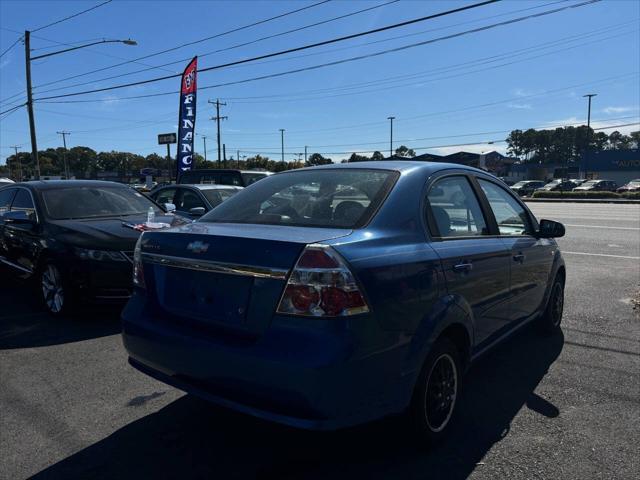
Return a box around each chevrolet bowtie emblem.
[186,241,209,254]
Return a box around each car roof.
[293,160,487,176]
[10,180,131,190]
[177,184,243,191]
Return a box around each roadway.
[1,202,639,480]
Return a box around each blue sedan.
[122,161,565,443]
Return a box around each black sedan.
[510,180,546,197]
[536,180,577,192]
[0,180,183,316]
[149,184,242,218]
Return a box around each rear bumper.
[121,295,413,430]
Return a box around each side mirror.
[164,203,176,213]
[188,207,206,216]
[3,210,36,227]
[537,219,565,238]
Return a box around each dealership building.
[508,149,640,184]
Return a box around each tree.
[371,151,385,161]
[630,131,640,149]
[306,153,332,167]
[608,131,632,150]
[394,145,415,157]
[347,153,370,162]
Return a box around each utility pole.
[583,93,597,179]
[24,31,40,180]
[279,129,285,162]
[201,135,208,162]
[208,99,227,167]
[237,149,240,169]
[223,144,227,167]
[56,130,71,179]
[304,145,308,163]
[10,146,22,181]
[387,116,395,157]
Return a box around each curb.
[523,198,640,204]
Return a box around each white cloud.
[507,102,532,110]
[601,106,637,114]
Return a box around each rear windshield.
[42,186,161,220]
[200,169,398,228]
[179,171,243,186]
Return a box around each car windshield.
[200,188,240,208]
[200,169,398,228]
[42,186,162,220]
[582,180,599,186]
[513,181,533,187]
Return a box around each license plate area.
[160,267,253,326]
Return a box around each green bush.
[531,190,620,199]
[620,191,640,199]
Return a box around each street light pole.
[387,116,395,157]
[304,145,308,163]
[24,35,137,181]
[56,130,70,179]
[583,93,597,179]
[201,135,208,162]
[279,129,285,162]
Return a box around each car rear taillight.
[132,235,145,289]
[277,244,369,317]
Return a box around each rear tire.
[40,262,74,317]
[407,338,461,446]
[538,275,564,335]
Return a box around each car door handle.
[513,253,525,263]
[453,262,473,273]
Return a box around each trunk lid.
[139,223,351,335]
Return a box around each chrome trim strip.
[0,256,33,274]
[140,252,289,280]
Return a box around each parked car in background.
[616,179,640,193]
[536,180,577,192]
[498,177,515,186]
[0,177,14,185]
[178,169,272,187]
[149,184,242,218]
[0,180,184,316]
[510,180,546,196]
[573,179,618,192]
[122,161,566,443]
[568,179,587,186]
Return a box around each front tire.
[538,275,564,335]
[40,262,72,317]
[408,338,461,445]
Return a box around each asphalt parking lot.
[1,202,639,480]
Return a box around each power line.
[32,0,113,33]
[31,0,333,91]
[29,0,400,96]
[33,0,601,103]
[33,0,504,101]
[0,35,23,59]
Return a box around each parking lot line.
[562,251,640,260]
[563,224,640,230]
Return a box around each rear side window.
[427,176,487,237]
[201,188,239,208]
[478,179,530,236]
[200,169,398,228]
[0,188,16,214]
[10,189,37,220]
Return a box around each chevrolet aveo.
[122,162,565,443]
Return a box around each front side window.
[200,169,398,228]
[478,179,530,236]
[177,189,205,211]
[10,189,37,220]
[0,188,16,214]
[427,176,487,237]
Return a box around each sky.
[0,0,639,165]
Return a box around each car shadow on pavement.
[0,273,121,349]
[31,326,564,480]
